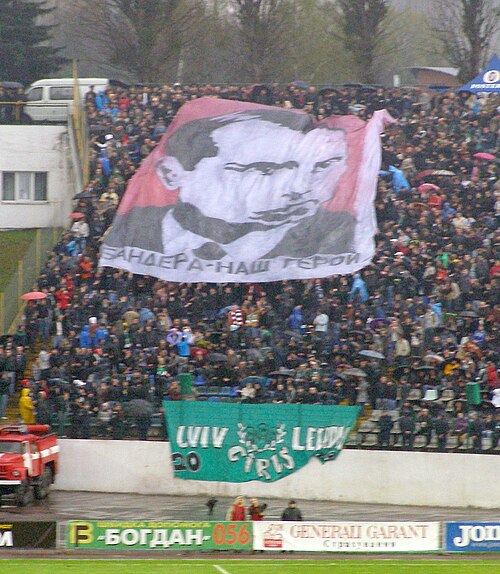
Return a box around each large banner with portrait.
[163,402,360,482]
[101,98,394,282]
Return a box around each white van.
[24,78,110,122]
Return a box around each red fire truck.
[0,424,59,506]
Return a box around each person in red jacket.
[248,497,266,521]
[226,496,246,521]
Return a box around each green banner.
[164,402,360,482]
[66,520,252,551]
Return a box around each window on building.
[34,173,48,201]
[1,172,48,202]
[2,172,15,200]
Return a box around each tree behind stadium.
[430,0,500,83]
[335,0,389,85]
[0,0,66,84]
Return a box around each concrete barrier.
[53,440,499,509]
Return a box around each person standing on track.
[248,497,266,521]
[281,500,303,521]
[226,495,246,520]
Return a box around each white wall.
[0,126,75,229]
[54,440,499,509]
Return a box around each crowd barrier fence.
[0,227,63,334]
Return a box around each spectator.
[281,500,303,521]
[468,412,484,453]
[451,412,468,449]
[19,388,35,424]
[0,374,10,420]
[399,405,416,449]
[2,81,496,450]
[55,390,71,438]
[434,412,449,452]
[35,391,52,425]
[226,496,246,521]
[415,408,433,447]
[377,410,394,448]
[248,497,266,521]
[167,381,182,401]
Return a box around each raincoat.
[19,388,36,424]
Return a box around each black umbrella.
[122,399,153,418]
[0,81,23,89]
[292,80,309,89]
[269,369,294,376]
[342,82,363,88]
[48,377,71,388]
[207,353,229,363]
[423,354,445,363]
[342,368,368,377]
[318,86,339,96]
[460,311,479,318]
[359,350,385,360]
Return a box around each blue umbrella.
[292,80,309,89]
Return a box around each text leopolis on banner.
[101,97,394,282]
[163,402,360,482]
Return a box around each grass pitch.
[1,559,499,574]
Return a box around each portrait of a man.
[105,108,356,261]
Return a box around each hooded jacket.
[19,388,36,424]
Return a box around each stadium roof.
[406,67,459,77]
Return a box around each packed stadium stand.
[1,82,498,452]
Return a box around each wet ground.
[0,490,498,523]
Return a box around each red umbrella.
[415,169,434,179]
[21,291,47,301]
[70,212,85,219]
[418,183,440,194]
[191,346,208,357]
[416,169,455,178]
[473,152,495,161]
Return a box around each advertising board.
[67,520,252,551]
[0,521,56,549]
[446,522,500,552]
[253,521,440,552]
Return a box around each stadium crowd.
[0,81,498,450]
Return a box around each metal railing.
[0,101,26,124]
[0,227,63,334]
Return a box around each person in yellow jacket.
[19,388,36,424]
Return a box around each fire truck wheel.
[34,467,53,500]
[16,480,32,507]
